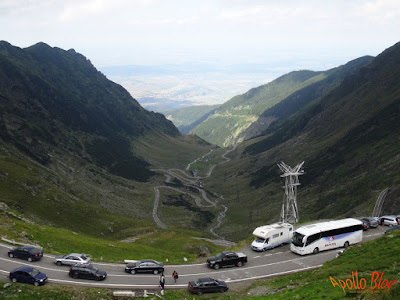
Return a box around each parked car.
[125,259,164,275]
[359,219,369,231]
[361,217,379,228]
[379,216,398,226]
[207,251,247,270]
[188,277,228,295]
[9,266,47,286]
[8,245,43,262]
[54,253,90,266]
[69,263,106,281]
[385,225,400,234]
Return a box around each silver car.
[54,253,90,266]
[379,215,399,226]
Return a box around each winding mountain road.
[152,145,236,239]
[0,228,385,290]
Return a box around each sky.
[1,0,400,70]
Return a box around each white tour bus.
[291,218,363,255]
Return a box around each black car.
[359,219,369,231]
[188,278,228,296]
[361,217,379,228]
[9,266,48,286]
[8,245,43,262]
[125,259,164,275]
[69,263,107,281]
[207,251,248,270]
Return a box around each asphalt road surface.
[0,227,386,289]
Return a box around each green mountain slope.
[240,56,374,141]
[0,41,214,244]
[164,104,220,134]
[200,42,400,241]
[0,41,179,181]
[190,70,325,146]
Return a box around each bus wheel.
[344,241,349,248]
[313,247,319,254]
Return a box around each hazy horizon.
[1,0,399,68]
[2,0,399,109]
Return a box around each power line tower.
[278,161,305,224]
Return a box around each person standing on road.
[159,272,165,295]
[172,270,178,283]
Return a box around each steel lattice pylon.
[278,161,305,224]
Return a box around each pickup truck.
[206,251,248,270]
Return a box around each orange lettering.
[371,272,380,290]
[384,281,397,293]
[346,279,353,289]
[339,279,346,293]
[360,278,366,290]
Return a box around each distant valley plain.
[100,64,287,112]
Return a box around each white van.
[251,222,293,251]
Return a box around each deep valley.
[1,40,400,299]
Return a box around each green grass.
[165,104,220,128]
[188,148,227,177]
[0,211,224,264]
[0,151,158,236]
[0,279,111,300]
[133,132,213,169]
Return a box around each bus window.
[305,233,320,246]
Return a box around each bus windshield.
[292,232,305,247]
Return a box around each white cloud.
[58,0,107,22]
[0,0,399,68]
[356,0,400,23]
[220,7,262,20]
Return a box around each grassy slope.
[164,104,220,131]
[191,71,325,147]
[0,206,224,264]
[0,134,224,258]
[188,147,227,177]
[132,132,214,169]
[240,56,374,142]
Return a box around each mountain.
[164,104,220,134]
[190,70,326,146]
[0,41,180,180]
[0,41,212,238]
[239,56,374,141]
[201,42,400,240]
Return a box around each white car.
[379,216,399,226]
[54,253,90,266]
